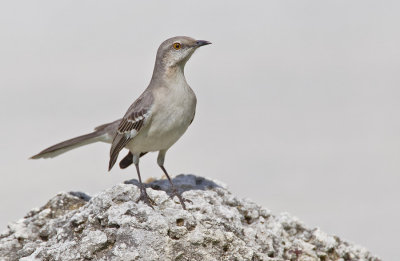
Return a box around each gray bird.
[31,36,211,209]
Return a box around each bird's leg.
[157,150,189,209]
[134,156,155,208]
[159,165,188,209]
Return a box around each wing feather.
[108,92,153,170]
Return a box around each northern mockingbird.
[31,36,211,209]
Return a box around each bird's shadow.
[123,174,222,197]
[69,174,221,202]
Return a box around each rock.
[0,174,380,261]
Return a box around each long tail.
[30,120,120,159]
[30,132,105,159]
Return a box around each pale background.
[1,1,399,260]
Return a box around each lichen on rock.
[0,174,380,261]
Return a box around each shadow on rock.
[68,191,91,202]
[124,174,222,197]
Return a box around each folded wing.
[108,92,153,170]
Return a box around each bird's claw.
[170,187,190,210]
[137,187,155,209]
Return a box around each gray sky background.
[1,1,399,259]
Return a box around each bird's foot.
[170,187,191,210]
[136,186,155,209]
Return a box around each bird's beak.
[195,40,212,47]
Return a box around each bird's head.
[155,36,211,69]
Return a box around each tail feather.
[30,131,105,159]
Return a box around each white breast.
[127,81,197,154]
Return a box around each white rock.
[0,174,379,261]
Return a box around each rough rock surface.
[0,174,380,261]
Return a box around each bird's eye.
[173,43,181,50]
